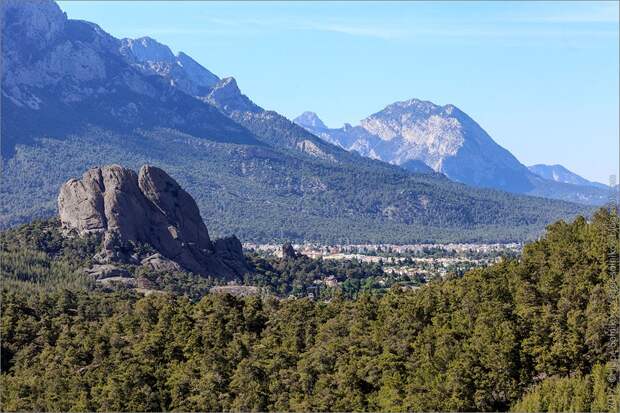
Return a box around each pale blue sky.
[58,1,619,184]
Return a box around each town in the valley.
[240,242,522,297]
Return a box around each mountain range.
[0,0,593,243]
[294,106,611,205]
[528,164,609,189]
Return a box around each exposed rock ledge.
[58,164,249,278]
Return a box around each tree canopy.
[1,209,619,411]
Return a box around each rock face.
[295,100,535,193]
[119,36,220,96]
[294,103,610,204]
[58,164,249,278]
[140,253,182,273]
[1,0,259,158]
[204,77,261,114]
[281,242,299,260]
[293,111,327,131]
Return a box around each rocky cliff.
[296,100,534,193]
[58,164,249,278]
[119,36,220,97]
[0,0,259,157]
[294,103,610,205]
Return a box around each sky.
[58,1,619,184]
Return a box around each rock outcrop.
[281,242,299,260]
[204,77,262,114]
[140,253,182,273]
[85,264,132,280]
[58,164,250,278]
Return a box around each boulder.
[140,253,182,273]
[59,164,249,279]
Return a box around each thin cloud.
[147,17,408,40]
[298,22,406,39]
[120,7,619,41]
[514,3,619,24]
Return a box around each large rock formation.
[58,164,249,278]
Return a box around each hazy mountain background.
[294,106,611,205]
[528,164,609,189]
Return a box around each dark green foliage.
[1,209,618,411]
[133,267,217,301]
[511,364,620,412]
[0,219,218,299]
[0,218,390,299]
[1,127,591,243]
[0,218,99,292]
[245,253,385,298]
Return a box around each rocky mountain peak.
[298,97,535,193]
[120,36,176,63]
[2,0,127,110]
[214,76,241,94]
[176,52,220,88]
[363,98,446,129]
[528,164,608,189]
[58,164,249,278]
[400,98,440,111]
[119,37,220,97]
[205,77,262,113]
[1,0,66,48]
[294,111,327,130]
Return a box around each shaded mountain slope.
[118,36,351,163]
[1,0,259,157]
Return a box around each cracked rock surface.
[59,164,249,278]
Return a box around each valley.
[245,241,520,297]
[1,1,618,412]
[2,207,618,411]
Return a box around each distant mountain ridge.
[294,106,610,205]
[120,36,220,96]
[296,101,533,192]
[116,36,346,163]
[528,164,608,190]
[0,0,260,157]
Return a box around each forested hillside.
[1,209,618,411]
[2,127,592,244]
